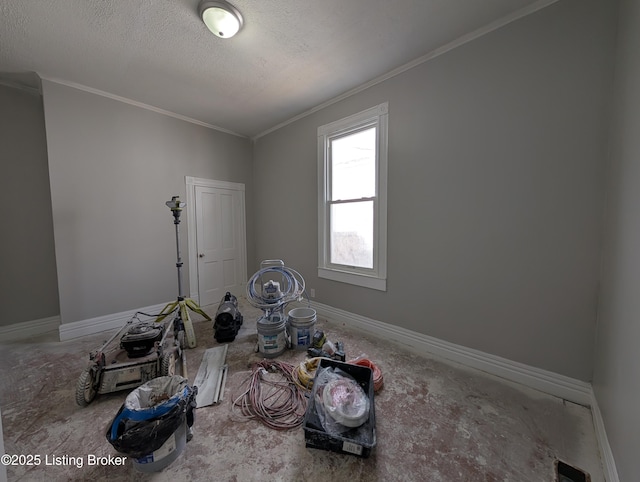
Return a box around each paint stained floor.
[0,301,603,481]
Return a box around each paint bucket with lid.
[287,307,317,350]
[257,314,288,358]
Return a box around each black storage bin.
[303,358,376,458]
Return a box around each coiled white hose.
[246,265,306,312]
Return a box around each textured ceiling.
[0,0,553,138]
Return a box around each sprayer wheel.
[75,366,98,407]
[161,350,177,377]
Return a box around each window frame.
[317,102,388,291]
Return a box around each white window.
[317,102,388,291]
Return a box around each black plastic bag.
[106,376,197,458]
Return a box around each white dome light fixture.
[198,0,243,39]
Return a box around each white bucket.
[287,307,317,350]
[133,420,187,472]
[257,315,287,358]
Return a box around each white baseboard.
[0,316,60,342]
[58,302,171,341]
[313,301,619,478]
[0,302,593,407]
[590,389,620,482]
[310,301,592,407]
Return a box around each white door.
[194,185,244,307]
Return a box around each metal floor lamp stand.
[157,196,211,348]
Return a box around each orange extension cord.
[348,358,384,392]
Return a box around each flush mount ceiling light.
[198,0,243,39]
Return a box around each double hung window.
[317,103,388,291]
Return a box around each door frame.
[185,176,247,305]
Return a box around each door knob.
[199,253,205,258]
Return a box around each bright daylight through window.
[318,103,388,291]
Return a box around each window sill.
[318,267,386,291]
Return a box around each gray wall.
[253,0,617,381]
[41,80,253,324]
[0,84,59,326]
[593,0,640,480]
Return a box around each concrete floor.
[0,301,604,481]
